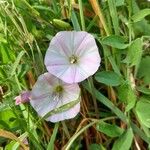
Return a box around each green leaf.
[96,121,124,137]
[102,35,128,49]
[124,38,142,67]
[117,82,136,112]
[135,97,150,128]
[0,109,19,129]
[131,1,150,35]
[112,128,133,150]
[137,87,150,95]
[132,9,150,22]
[137,56,150,84]
[95,71,122,86]
[89,144,106,150]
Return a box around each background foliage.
[0,0,150,149]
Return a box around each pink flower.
[15,91,31,105]
[30,72,80,122]
[44,31,101,83]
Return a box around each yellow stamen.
[69,55,78,64]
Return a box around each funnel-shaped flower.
[30,72,80,122]
[44,31,101,83]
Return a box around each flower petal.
[54,65,87,83]
[62,82,80,104]
[46,64,70,81]
[55,31,75,54]
[46,102,80,122]
[31,73,54,100]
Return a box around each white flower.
[44,31,101,83]
[30,72,80,122]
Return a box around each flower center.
[69,55,78,64]
[53,85,64,94]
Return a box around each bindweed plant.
[0,0,150,150]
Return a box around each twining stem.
[63,116,117,150]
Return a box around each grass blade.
[83,82,127,123]
[47,123,59,150]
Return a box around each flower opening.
[54,85,64,94]
[69,55,78,64]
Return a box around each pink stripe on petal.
[74,33,87,54]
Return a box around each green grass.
[0,0,150,149]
